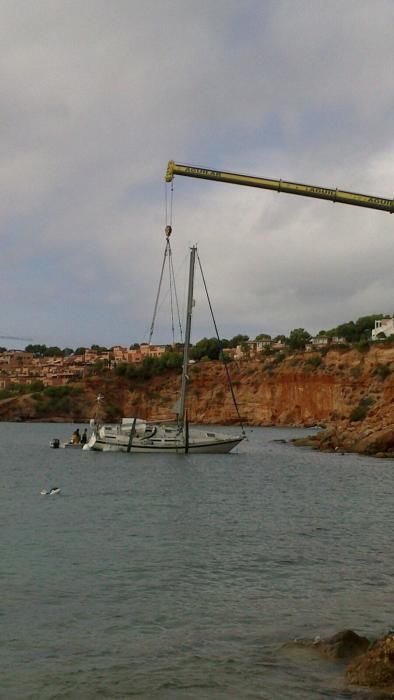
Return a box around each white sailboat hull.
[84,420,243,454]
[86,438,242,454]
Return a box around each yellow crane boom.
[165,161,394,214]
[0,335,32,341]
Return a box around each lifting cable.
[148,233,170,345]
[149,182,183,345]
[168,242,175,344]
[165,179,174,229]
[196,251,246,436]
[168,242,183,343]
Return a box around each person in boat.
[81,428,88,445]
[71,428,81,444]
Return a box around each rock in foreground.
[283,629,370,662]
[314,629,370,661]
[346,634,394,690]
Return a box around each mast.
[178,246,196,426]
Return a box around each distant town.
[1,315,393,389]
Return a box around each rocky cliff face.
[1,344,394,456]
[125,344,394,456]
[107,344,394,455]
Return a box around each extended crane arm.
[165,161,394,214]
[0,335,32,341]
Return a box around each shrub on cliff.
[305,355,322,368]
[374,363,391,381]
[114,352,182,382]
[31,385,85,418]
[274,352,286,363]
[191,337,221,361]
[355,339,370,353]
[43,385,82,398]
[350,396,374,422]
[0,380,45,400]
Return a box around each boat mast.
[178,246,196,426]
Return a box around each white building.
[371,317,394,340]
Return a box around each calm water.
[1,422,393,700]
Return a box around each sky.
[2,0,394,350]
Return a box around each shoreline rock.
[293,423,394,458]
[283,629,370,662]
[285,630,394,694]
[346,634,394,691]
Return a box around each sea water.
[1,422,393,699]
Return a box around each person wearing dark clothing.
[71,428,81,444]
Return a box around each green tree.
[288,328,311,351]
[91,344,108,352]
[255,333,271,341]
[356,315,389,341]
[44,346,63,357]
[114,362,128,376]
[240,341,250,357]
[29,380,45,392]
[89,359,107,374]
[25,344,47,357]
[273,335,288,344]
[228,334,249,348]
[161,351,183,370]
[191,337,221,361]
[325,314,388,343]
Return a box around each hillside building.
[371,317,394,340]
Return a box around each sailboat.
[84,245,245,454]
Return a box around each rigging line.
[164,181,174,227]
[168,244,183,342]
[196,251,246,435]
[169,180,174,227]
[168,244,175,344]
[148,238,170,344]
[143,248,185,342]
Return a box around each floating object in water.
[50,438,60,449]
[40,487,61,496]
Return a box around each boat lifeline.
[84,246,244,454]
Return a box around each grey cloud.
[1,0,394,347]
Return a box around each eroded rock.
[283,629,370,662]
[346,634,394,689]
[313,629,370,661]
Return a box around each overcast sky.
[1,0,394,349]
